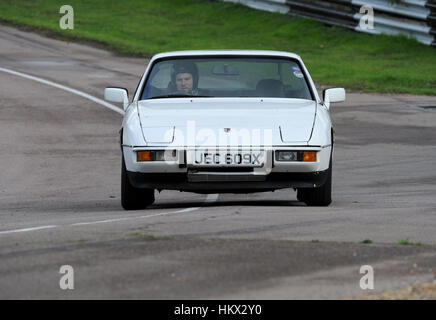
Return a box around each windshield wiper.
[148,94,212,99]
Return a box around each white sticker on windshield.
[293,70,304,78]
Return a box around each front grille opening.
[189,167,254,173]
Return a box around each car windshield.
[140,57,313,100]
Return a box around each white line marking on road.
[70,209,191,227]
[174,207,200,213]
[205,194,219,203]
[0,225,57,235]
[0,67,220,235]
[0,67,124,115]
[0,194,219,235]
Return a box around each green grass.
[0,0,435,94]
[397,238,423,246]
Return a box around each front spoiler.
[127,170,329,193]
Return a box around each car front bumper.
[127,170,329,193]
[122,146,331,193]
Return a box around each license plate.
[187,150,264,167]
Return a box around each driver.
[170,61,199,95]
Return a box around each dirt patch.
[352,281,436,300]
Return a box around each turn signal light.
[137,151,152,162]
[303,151,317,162]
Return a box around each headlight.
[276,151,298,161]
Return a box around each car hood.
[137,98,316,146]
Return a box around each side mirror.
[323,88,345,110]
[104,87,129,110]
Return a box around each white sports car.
[104,50,345,210]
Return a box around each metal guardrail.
[222,0,436,46]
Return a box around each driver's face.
[175,73,193,93]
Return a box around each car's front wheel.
[121,157,155,210]
[297,162,332,207]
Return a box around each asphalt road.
[0,24,435,299]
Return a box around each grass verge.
[0,0,435,94]
[398,238,423,246]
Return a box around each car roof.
[150,50,302,62]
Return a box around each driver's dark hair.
[171,61,199,89]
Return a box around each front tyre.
[297,162,332,207]
[121,157,155,210]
